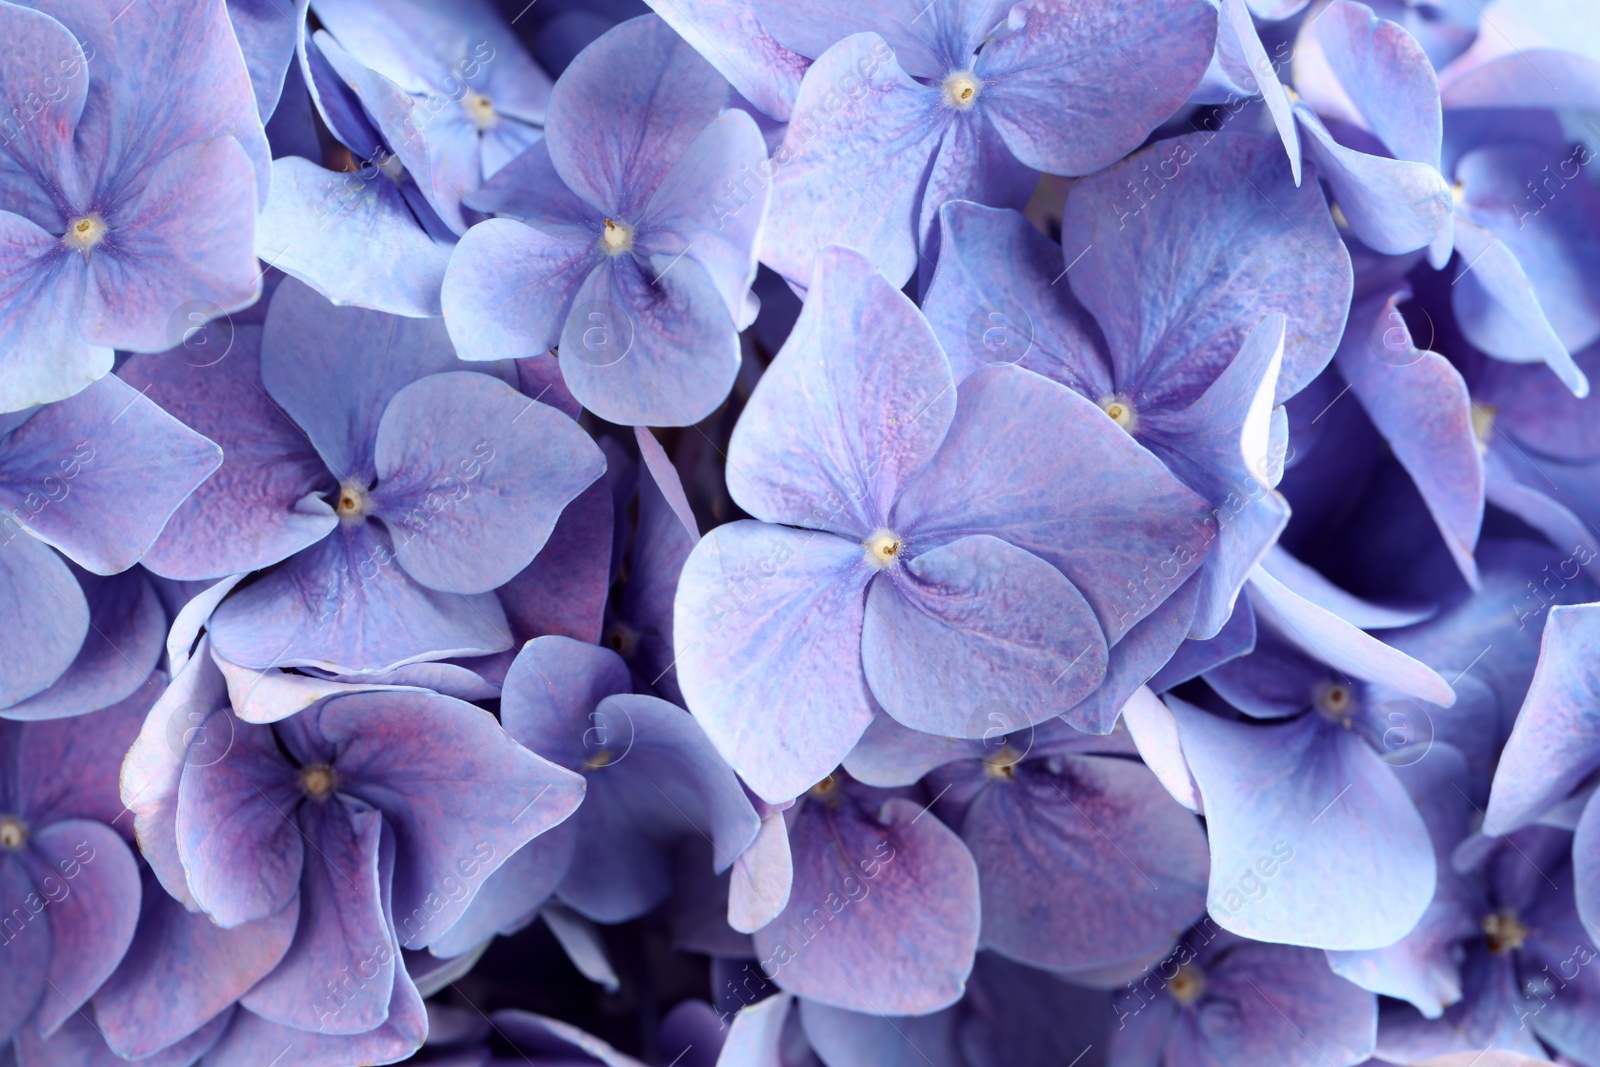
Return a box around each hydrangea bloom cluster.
[2,1,1599,1066]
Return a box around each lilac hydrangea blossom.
[0,0,268,412]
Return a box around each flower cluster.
[1,0,1599,1066]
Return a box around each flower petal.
[0,536,87,709]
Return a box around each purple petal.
[424,822,576,957]
[1063,572,1203,733]
[1451,215,1589,398]
[16,1006,228,1067]
[1218,0,1301,181]
[240,800,393,1033]
[21,820,141,1036]
[762,34,945,289]
[121,332,339,582]
[204,973,425,1067]
[0,537,87,708]
[1292,0,1442,168]
[0,211,109,413]
[442,215,599,363]
[175,709,303,927]
[861,534,1107,736]
[206,519,513,674]
[94,870,296,1060]
[16,680,149,827]
[754,0,1006,78]
[1171,698,1436,949]
[976,0,1215,174]
[318,690,586,949]
[892,365,1213,643]
[79,137,261,352]
[753,794,979,1014]
[1334,291,1484,585]
[0,373,222,575]
[497,478,614,647]
[1295,106,1452,256]
[965,753,1208,971]
[674,522,875,803]
[1062,131,1352,405]
[556,253,741,427]
[728,245,955,537]
[644,0,808,121]
[370,371,605,593]
[1436,1,1600,110]
[256,156,454,318]
[0,852,49,1040]
[543,14,728,218]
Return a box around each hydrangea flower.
[752,0,1219,288]
[120,640,586,1066]
[675,247,1214,801]
[122,278,605,674]
[442,14,768,427]
[0,0,268,412]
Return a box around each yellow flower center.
[1100,395,1137,432]
[983,745,1021,780]
[1314,680,1355,724]
[1169,964,1206,1006]
[63,214,107,252]
[862,529,903,569]
[0,816,26,850]
[600,218,634,256]
[942,71,981,111]
[300,764,338,799]
[462,91,498,130]
[1483,909,1528,954]
[335,480,371,523]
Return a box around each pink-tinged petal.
[893,366,1213,643]
[727,245,955,537]
[175,709,303,927]
[798,998,960,1067]
[120,638,229,909]
[0,571,161,722]
[229,0,299,119]
[256,156,454,318]
[1219,0,1301,181]
[914,113,1037,273]
[717,992,793,1067]
[1451,216,1589,398]
[1296,106,1452,256]
[370,371,605,594]
[967,752,1208,972]
[1246,566,1456,705]
[20,821,140,1036]
[489,1010,651,1067]
[16,1006,229,1067]
[1293,0,1441,168]
[40,0,268,203]
[0,211,108,414]
[1149,595,1257,693]
[0,852,50,1039]
[644,0,808,121]
[1485,603,1600,835]
[1456,143,1600,365]
[1062,131,1351,405]
[544,15,728,218]
[0,373,221,575]
[79,137,261,352]
[638,109,769,323]
[636,426,697,541]
[206,519,514,674]
[17,679,149,827]
[729,807,793,934]
[674,522,874,804]
[498,637,633,768]
[441,215,599,363]
[977,0,1215,175]
[0,537,86,708]
[1477,345,1600,463]
[498,478,613,646]
[763,35,946,289]
[1335,291,1484,586]
[1170,698,1436,949]
[212,649,418,727]
[755,794,979,1014]
[1436,0,1600,110]
[317,690,586,949]
[122,334,339,582]
[94,870,295,1060]
[862,535,1107,736]
[0,2,85,229]
[1255,545,1433,631]
[921,200,1111,392]
[205,972,425,1067]
[558,252,742,427]
[241,799,393,1033]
